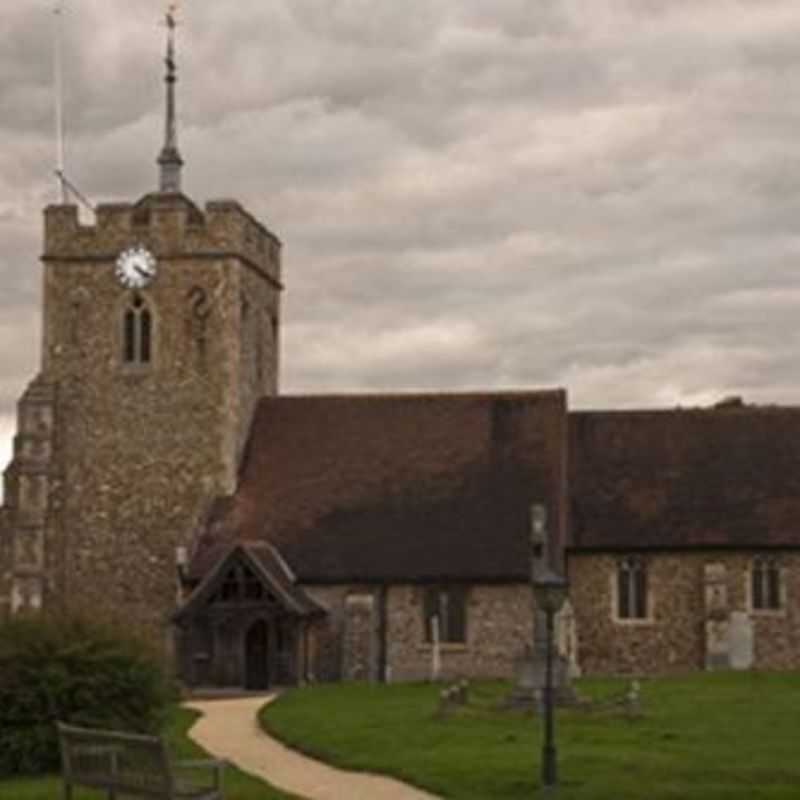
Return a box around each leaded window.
[423,585,467,643]
[617,556,648,620]
[123,295,152,364]
[751,557,781,611]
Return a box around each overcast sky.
[3,0,800,477]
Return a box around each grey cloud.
[5,0,800,474]
[288,0,445,47]
[0,307,38,408]
[0,415,14,479]
[454,0,573,40]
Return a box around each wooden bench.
[57,721,225,799]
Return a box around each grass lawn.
[2,706,303,800]
[261,671,800,800]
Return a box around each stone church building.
[1,20,799,690]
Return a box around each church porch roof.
[175,540,325,623]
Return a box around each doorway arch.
[244,619,270,690]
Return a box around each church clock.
[115,245,157,289]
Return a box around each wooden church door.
[245,619,270,690]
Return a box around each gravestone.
[704,562,731,670]
[342,593,378,681]
[729,611,754,670]
[557,601,582,679]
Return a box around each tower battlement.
[44,195,282,286]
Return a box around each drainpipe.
[377,584,388,682]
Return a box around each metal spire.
[157,4,183,193]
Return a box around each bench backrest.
[58,722,174,798]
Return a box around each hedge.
[0,614,176,776]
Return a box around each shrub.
[0,613,176,777]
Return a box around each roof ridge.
[259,388,567,403]
[571,404,800,417]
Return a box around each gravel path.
[185,695,441,800]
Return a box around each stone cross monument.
[509,503,575,708]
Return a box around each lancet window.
[616,556,648,620]
[751,556,781,611]
[123,295,153,365]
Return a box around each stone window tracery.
[423,585,467,644]
[616,556,648,620]
[751,556,781,611]
[123,294,153,365]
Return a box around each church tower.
[0,11,282,636]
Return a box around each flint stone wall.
[569,551,800,674]
[0,508,10,619]
[0,198,283,640]
[386,584,534,681]
[303,585,349,682]
[304,583,535,682]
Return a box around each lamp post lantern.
[533,568,569,792]
[530,503,547,543]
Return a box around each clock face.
[115,246,157,289]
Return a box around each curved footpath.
[185,695,441,800]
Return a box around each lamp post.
[533,568,569,792]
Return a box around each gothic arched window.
[123,295,153,364]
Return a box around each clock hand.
[134,264,152,278]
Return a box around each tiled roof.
[189,391,569,582]
[569,406,800,551]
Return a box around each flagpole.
[53,1,67,204]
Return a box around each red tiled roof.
[569,406,800,550]
[190,390,569,582]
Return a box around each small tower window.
[123,295,153,365]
